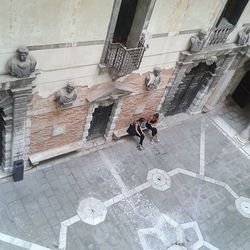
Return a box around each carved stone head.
[8,46,37,78]
[189,30,207,53]
[17,47,29,62]
[145,67,161,91]
[55,83,77,107]
[66,82,75,93]
[153,67,161,77]
[198,30,207,40]
[237,27,250,46]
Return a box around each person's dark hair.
[154,113,159,119]
[138,117,145,123]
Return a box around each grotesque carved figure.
[237,27,250,46]
[145,67,161,91]
[8,47,37,78]
[189,30,207,53]
[205,56,217,66]
[55,83,77,107]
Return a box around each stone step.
[29,141,83,166]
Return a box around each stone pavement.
[0,113,250,250]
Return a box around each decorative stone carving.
[145,67,161,90]
[205,56,217,66]
[189,30,207,53]
[237,27,250,46]
[8,46,37,78]
[55,83,77,107]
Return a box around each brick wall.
[30,106,89,153]
[115,89,165,130]
[115,68,173,130]
[29,68,173,154]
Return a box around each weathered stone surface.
[7,47,36,78]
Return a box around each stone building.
[0,0,249,173]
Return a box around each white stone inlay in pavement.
[0,232,52,250]
[235,196,250,218]
[199,117,206,175]
[77,197,107,225]
[99,150,128,193]
[147,168,171,191]
[58,215,81,250]
[167,246,187,250]
[138,213,219,250]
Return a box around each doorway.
[165,62,216,116]
[87,104,114,140]
[231,71,250,109]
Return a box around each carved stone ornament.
[205,56,217,66]
[237,27,250,46]
[189,30,207,53]
[145,67,161,91]
[55,82,77,107]
[7,46,37,78]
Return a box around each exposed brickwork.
[30,68,174,155]
[32,86,88,115]
[30,106,89,153]
[115,89,165,130]
[114,68,173,129]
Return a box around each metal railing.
[105,41,145,78]
[206,25,234,46]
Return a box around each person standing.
[146,113,160,143]
[127,117,146,151]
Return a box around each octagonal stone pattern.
[147,168,171,191]
[77,197,107,225]
[235,196,250,219]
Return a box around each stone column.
[205,52,245,110]
[235,123,250,144]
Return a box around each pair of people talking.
[127,113,159,151]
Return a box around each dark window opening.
[217,0,249,26]
[113,0,139,44]
[232,71,250,108]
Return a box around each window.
[217,0,249,27]
[113,0,139,45]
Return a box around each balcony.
[105,41,145,79]
[206,25,234,46]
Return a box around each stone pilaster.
[0,74,36,172]
[10,86,32,170]
[105,98,123,142]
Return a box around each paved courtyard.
[0,113,249,250]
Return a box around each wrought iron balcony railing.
[105,41,145,79]
[206,25,234,46]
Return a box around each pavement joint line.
[138,213,219,250]
[0,232,52,250]
[205,114,250,159]
[98,150,128,193]
[168,167,240,199]
[199,117,206,175]
[2,115,246,249]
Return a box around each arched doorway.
[165,62,216,116]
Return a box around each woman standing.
[146,113,160,143]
